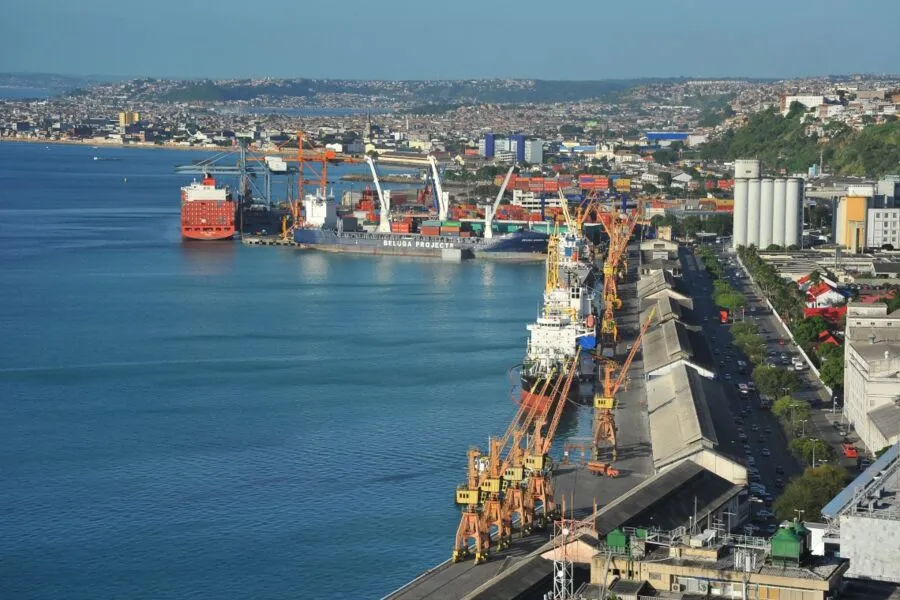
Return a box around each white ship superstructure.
[521,230,597,391]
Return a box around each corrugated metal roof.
[822,444,899,519]
[646,364,718,468]
[643,320,694,375]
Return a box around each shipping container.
[420,226,441,236]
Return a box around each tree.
[773,465,851,521]
[658,172,673,188]
[820,354,845,388]
[792,316,829,350]
[642,183,659,194]
[753,365,800,398]
[773,396,810,424]
[809,270,822,285]
[731,321,758,338]
[789,437,833,466]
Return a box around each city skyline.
[3,0,899,81]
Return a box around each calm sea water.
[0,142,591,599]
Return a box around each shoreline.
[0,137,260,153]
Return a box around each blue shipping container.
[577,336,597,350]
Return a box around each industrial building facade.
[731,159,803,250]
[843,303,900,453]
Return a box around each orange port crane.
[245,131,364,232]
[596,208,638,346]
[453,373,557,563]
[593,307,655,462]
[452,358,577,564]
[523,350,581,529]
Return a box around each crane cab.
[524,454,549,471]
[595,394,615,410]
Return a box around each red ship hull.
[181,199,236,241]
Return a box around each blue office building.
[511,134,525,162]
[484,133,495,158]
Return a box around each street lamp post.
[800,419,808,438]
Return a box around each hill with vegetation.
[699,104,900,177]
[152,77,693,105]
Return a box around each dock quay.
[384,237,769,600]
[384,242,654,600]
[241,235,297,247]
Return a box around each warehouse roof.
[643,319,701,376]
[646,363,718,469]
[596,461,743,535]
[640,294,694,327]
[636,269,690,301]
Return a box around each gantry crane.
[596,207,638,347]
[453,447,490,564]
[593,307,655,462]
[452,355,578,564]
[478,373,567,554]
[523,350,581,529]
[246,131,364,234]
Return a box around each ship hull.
[293,228,547,260]
[520,369,586,410]
[182,227,235,241]
[181,199,236,242]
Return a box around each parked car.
[756,509,775,519]
[775,466,785,475]
[761,448,771,457]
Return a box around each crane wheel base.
[452,549,469,562]
[473,552,488,564]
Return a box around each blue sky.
[3,0,897,80]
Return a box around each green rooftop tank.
[607,528,628,553]
[770,526,801,566]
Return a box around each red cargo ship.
[181,174,236,240]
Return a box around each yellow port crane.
[593,308,655,461]
[597,208,637,346]
[452,374,556,563]
[523,350,581,529]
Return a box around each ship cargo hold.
[181,174,236,241]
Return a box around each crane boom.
[366,156,391,233]
[539,350,581,456]
[484,165,515,239]
[428,155,449,221]
[609,306,655,398]
[557,189,574,231]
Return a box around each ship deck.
[383,244,652,600]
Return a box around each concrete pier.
[241,236,297,247]
[383,243,653,600]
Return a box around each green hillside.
[699,104,900,177]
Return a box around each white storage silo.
[732,178,749,248]
[785,178,802,247]
[759,178,774,249]
[734,159,761,179]
[834,197,846,246]
[746,178,761,247]
[772,178,787,247]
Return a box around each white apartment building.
[844,303,900,453]
[866,208,900,248]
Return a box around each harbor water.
[0,141,592,599]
